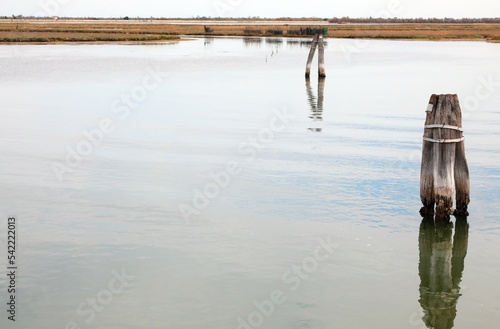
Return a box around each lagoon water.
[0,37,499,329]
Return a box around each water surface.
[0,38,499,329]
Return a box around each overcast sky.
[2,0,499,18]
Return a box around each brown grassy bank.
[0,19,499,43]
[0,20,180,43]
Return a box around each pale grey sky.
[2,0,499,18]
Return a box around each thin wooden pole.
[432,95,457,219]
[452,98,470,216]
[305,34,319,78]
[420,95,437,215]
[318,34,326,78]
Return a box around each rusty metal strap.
[424,124,463,132]
[423,137,465,144]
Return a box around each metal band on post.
[423,137,465,144]
[424,124,463,132]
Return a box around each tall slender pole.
[305,34,319,78]
[318,34,326,78]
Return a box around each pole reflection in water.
[418,217,469,329]
[242,38,263,48]
[306,78,325,132]
[204,37,214,47]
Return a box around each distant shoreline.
[1,19,499,44]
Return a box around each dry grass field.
[0,19,499,43]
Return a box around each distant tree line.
[328,17,500,24]
[0,16,325,21]
[287,27,328,36]
[1,16,499,23]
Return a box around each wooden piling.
[453,109,470,215]
[318,35,326,78]
[305,34,319,78]
[420,94,470,219]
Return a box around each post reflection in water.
[204,37,214,47]
[265,38,283,48]
[242,38,263,48]
[306,78,325,132]
[418,217,469,329]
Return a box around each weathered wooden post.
[305,34,319,78]
[318,34,326,78]
[420,94,470,220]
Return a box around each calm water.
[0,38,499,329]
